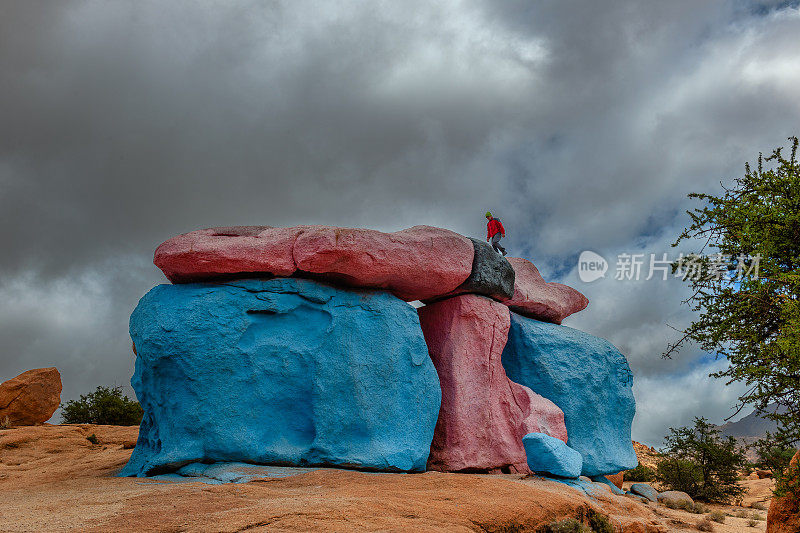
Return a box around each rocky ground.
[0,425,776,532]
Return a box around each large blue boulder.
[522,432,583,478]
[501,313,637,476]
[121,278,441,476]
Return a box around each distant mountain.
[716,404,785,441]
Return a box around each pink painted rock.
[418,294,568,473]
[0,368,62,426]
[504,257,589,324]
[154,225,474,302]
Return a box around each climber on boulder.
[485,212,507,256]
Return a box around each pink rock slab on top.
[154,225,474,302]
[504,257,588,324]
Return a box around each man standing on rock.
[485,212,507,256]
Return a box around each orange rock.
[0,368,62,426]
[606,472,624,489]
[767,450,800,533]
[757,469,774,479]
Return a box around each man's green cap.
[485,211,492,218]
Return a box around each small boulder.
[418,294,567,473]
[428,238,515,302]
[630,483,659,502]
[503,257,588,324]
[657,490,694,507]
[522,432,583,478]
[0,368,62,426]
[606,471,624,489]
[767,450,799,533]
[756,469,773,479]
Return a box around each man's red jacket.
[486,217,505,240]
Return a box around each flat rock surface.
[504,257,588,323]
[0,425,680,532]
[154,225,474,301]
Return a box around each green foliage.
[747,518,757,528]
[623,463,655,482]
[707,510,726,523]
[657,418,747,503]
[667,137,800,447]
[774,454,800,499]
[585,509,612,533]
[86,433,99,445]
[754,434,796,476]
[61,386,143,426]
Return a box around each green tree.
[666,136,800,449]
[657,417,747,502]
[61,385,143,426]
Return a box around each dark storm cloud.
[1,0,799,444]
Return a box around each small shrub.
[61,385,143,426]
[750,502,767,511]
[539,518,590,533]
[707,510,726,523]
[86,433,99,445]
[586,508,613,533]
[751,512,764,521]
[624,464,655,482]
[663,498,691,511]
[696,518,715,532]
[734,510,749,518]
[747,518,757,528]
[0,416,10,429]
[687,502,709,514]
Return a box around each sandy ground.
[0,425,776,532]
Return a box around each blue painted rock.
[522,432,583,478]
[121,278,441,476]
[630,483,659,502]
[501,314,637,476]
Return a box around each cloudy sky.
[2,0,799,446]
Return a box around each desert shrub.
[734,510,749,518]
[747,518,757,527]
[539,518,590,533]
[656,418,747,503]
[61,385,143,426]
[751,511,764,521]
[687,502,708,514]
[663,498,692,511]
[586,509,613,533]
[86,433,99,445]
[750,501,767,510]
[696,518,714,532]
[0,415,10,429]
[624,463,655,482]
[707,510,726,523]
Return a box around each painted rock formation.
[0,367,62,426]
[418,294,567,473]
[154,225,473,301]
[122,278,440,476]
[501,314,637,476]
[504,257,588,324]
[522,432,583,478]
